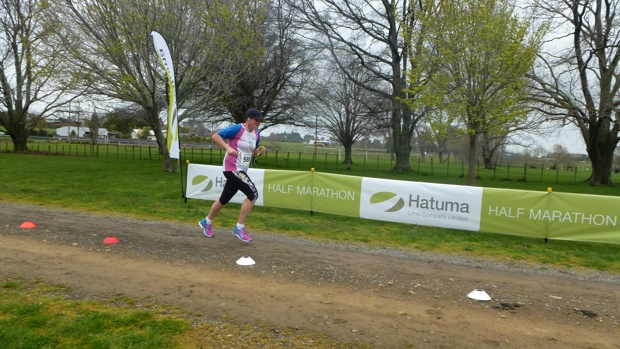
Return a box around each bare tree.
[551,143,572,169]
[44,0,262,172]
[479,113,547,169]
[0,0,80,151]
[86,111,102,146]
[286,0,431,172]
[529,0,620,185]
[310,58,381,168]
[212,0,321,132]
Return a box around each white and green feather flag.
[151,31,179,159]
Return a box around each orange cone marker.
[20,221,37,229]
[102,235,120,244]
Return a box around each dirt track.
[1,202,619,348]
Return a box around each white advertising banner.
[185,164,620,244]
[359,177,483,231]
[186,164,264,206]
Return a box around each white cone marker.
[236,256,256,266]
[467,289,491,301]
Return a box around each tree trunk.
[466,132,478,186]
[481,131,496,169]
[586,123,616,185]
[391,106,414,172]
[483,155,494,170]
[153,124,174,173]
[9,115,30,151]
[439,151,451,164]
[392,133,412,172]
[11,135,29,152]
[343,144,353,170]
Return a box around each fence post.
[523,162,527,181]
[363,153,366,172]
[335,151,339,170]
[574,166,578,183]
[540,165,543,182]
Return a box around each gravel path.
[1,202,619,348]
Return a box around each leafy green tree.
[408,0,545,185]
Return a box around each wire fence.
[0,137,596,184]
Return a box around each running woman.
[198,108,266,242]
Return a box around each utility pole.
[313,114,318,164]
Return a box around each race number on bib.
[239,152,251,167]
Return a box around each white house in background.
[55,126,109,139]
[131,128,167,141]
[307,134,332,147]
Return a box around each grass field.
[1,145,619,271]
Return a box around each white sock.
[206,218,212,225]
[236,223,245,229]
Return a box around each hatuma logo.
[369,191,471,214]
[191,175,213,192]
[370,191,405,212]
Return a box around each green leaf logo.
[370,192,405,212]
[370,192,397,203]
[192,175,208,186]
[201,180,213,192]
[192,175,213,192]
